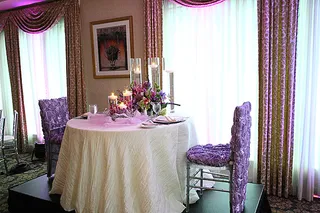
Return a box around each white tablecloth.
[50,114,199,213]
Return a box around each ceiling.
[0,0,50,12]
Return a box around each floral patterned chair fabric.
[187,143,231,167]
[38,97,69,178]
[186,102,251,213]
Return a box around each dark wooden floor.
[8,175,271,213]
[8,175,73,213]
[185,182,271,213]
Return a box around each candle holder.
[163,69,175,113]
[123,95,132,103]
[148,57,160,87]
[108,99,118,108]
[108,93,118,108]
[130,58,142,84]
[122,90,132,105]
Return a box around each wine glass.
[151,102,161,117]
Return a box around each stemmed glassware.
[151,102,161,117]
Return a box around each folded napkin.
[142,120,158,127]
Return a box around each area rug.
[0,153,46,213]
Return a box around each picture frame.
[90,16,134,79]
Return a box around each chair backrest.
[38,97,69,143]
[0,117,5,147]
[230,101,251,212]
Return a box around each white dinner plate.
[152,116,187,124]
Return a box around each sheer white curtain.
[0,31,14,134]
[163,0,258,182]
[19,18,67,143]
[293,0,320,201]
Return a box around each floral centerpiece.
[107,81,167,116]
[131,81,166,112]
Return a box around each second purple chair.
[186,102,252,213]
[39,97,69,178]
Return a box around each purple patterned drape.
[169,0,225,8]
[144,0,163,80]
[4,22,28,153]
[257,0,299,198]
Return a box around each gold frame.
[90,16,134,79]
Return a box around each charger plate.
[152,116,187,124]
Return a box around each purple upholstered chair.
[186,102,251,213]
[39,97,69,178]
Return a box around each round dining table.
[50,114,199,213]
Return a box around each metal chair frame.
[0,117,6,173]
[0,111,19,175]
[186,158,234,212]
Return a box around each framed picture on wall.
[90,16,134,79]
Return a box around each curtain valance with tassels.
[0,0,71,34]
[169,0,225,8]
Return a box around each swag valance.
[169,0,225,8]
[0,0,71,33]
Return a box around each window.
[19,18,67,143]
[293,0,320,199]
[163,0,258,181]
[0,31,14,134]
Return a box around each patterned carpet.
[268,195,320,212]
[1,153,320,213]
[0,153,46,213]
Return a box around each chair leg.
[47,142,52,178]
[3,158,8,175]
[31,148,35,161]
[15,148,19,164]
[200,168,203,195]
[186,162,190,212]
[1,148,8,175]
[47,154,52,178]
[229,164,233,213]
[14,139,19,164]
